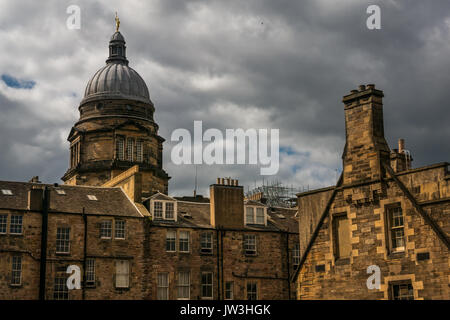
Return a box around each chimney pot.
[358,85,366,91]
[216,178,220,184]
[367,84,375,89]
[398,138,405,153]
[351,90,358,94]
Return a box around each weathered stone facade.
[293,85,450,300]
[0,182,148,300]
[61,30,169,197]
[0,176,298,300]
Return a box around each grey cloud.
[0,0,449,196]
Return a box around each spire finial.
[115,12,120,32]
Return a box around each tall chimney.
[28,187,43,211]
[342,84,390,185]
[398,138,405,154]
[210,178,244,228]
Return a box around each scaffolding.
[245,180,303,208]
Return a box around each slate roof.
[150,199,298,233]
[0,180,142,217]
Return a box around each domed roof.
[80,31,151,105]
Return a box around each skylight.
[1,189,13,195]
[56,189,66,195]
[87,195,98,201]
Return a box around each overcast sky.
[0,0,449,197]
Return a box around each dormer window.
[152,199,177,221]
[245,205,267,226]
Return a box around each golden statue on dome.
[115,12,120,32]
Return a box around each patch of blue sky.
[1,74,36,89]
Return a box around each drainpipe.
[285,232,291,300]
[216,229,221,300]
[39,186,49,300]
[82,207,87,300]
[220,229,224,300]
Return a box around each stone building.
[0,181,149,300]
[0,172,299,300]
[144,178,299,300]
[292,85,450,300]
[0,25,299,300]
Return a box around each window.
[387,205,405,253]
[225,281,234,300]
[0,214,7,234]
[256,208,265,224]
[157,273,169,300]
[177,271,190,299]
[116,137,125,160]
[165,202,174,220]
[1,189,13,195]
[244,234,257,255]
[70,141,80,168]
[11,256,22,286]
[247,282,257,300]
[179,231,190,252]
[115,260,130,288]
[100,220,112,239]
[55,189,66,195]
[201,272,213,299]
[87,195,98,201]
[127,138,134,162]
[136,141,143,162]
[10,215,22,234]
[201,232,213,254]
[56,227,70,254]
[246,207,254,224]
[166,230,176,252]
[53,274,69,300]
[154,201,163,219]
[390,282,414,300]
[85,258,95,286]
[292,243,300,267]
[332,214,351,260]
[115,220,125,239]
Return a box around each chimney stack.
[210,177,244,228]
[398,138,405,154]
[342,84,390,185]
[28,187,43,211]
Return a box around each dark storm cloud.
[0,0,449,196]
